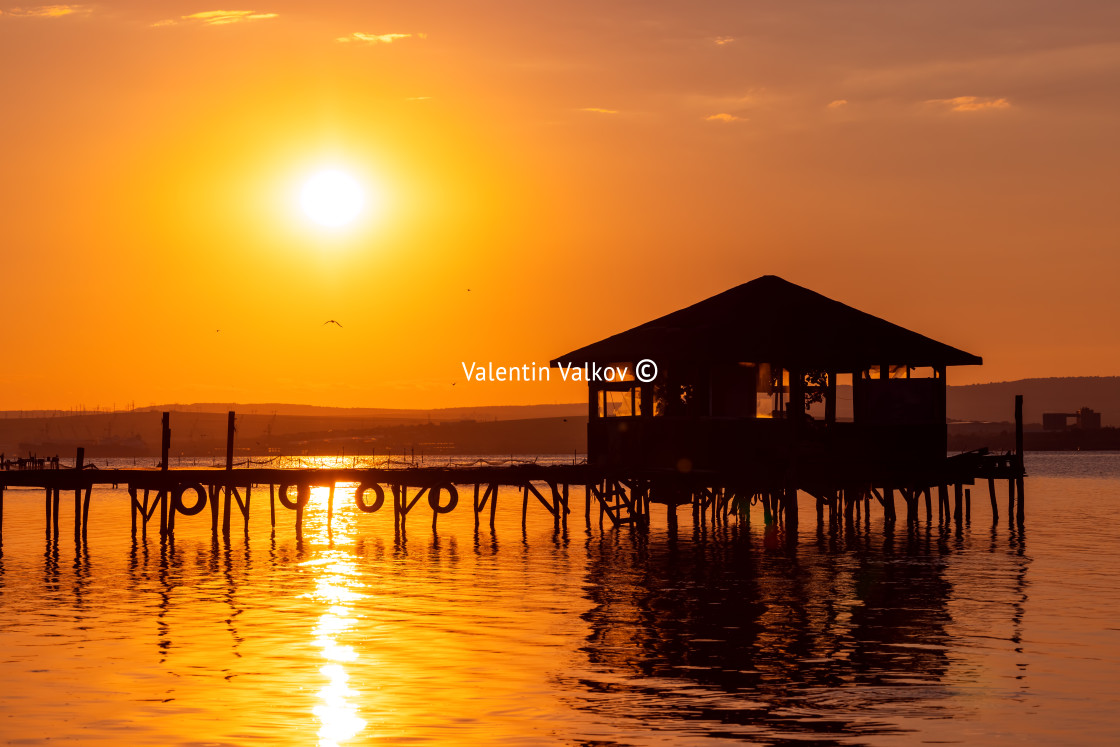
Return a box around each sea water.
[1,452,1118,745]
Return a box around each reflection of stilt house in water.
[552,275,983,488]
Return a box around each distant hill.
[3,377,1118,457]
[132,402,586,421]
[947,377,1120,426]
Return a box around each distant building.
[1043,407,1102,431]
[551,275,982,479]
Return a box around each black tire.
[428,483,458,514]
[355,482,385,513]
[174,483,208,516]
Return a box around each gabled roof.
[551,275,982,370]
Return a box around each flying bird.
[323,320,343,328]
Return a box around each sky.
[2,1,1119,410]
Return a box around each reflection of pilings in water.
[577,515,959,737]
[157,535,174,663]
[43,533,60,595]
[221,536,248,656]
[71,532,91,612]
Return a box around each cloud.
[713,36,735,46]
[580,107,619,114]
[926,95,1011,112]
[1,4,90,17]
[827,99,849,109]
[337,32,426,44]
[153,10,278,27]
[705,112,744,122]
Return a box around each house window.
[599,387,641,417]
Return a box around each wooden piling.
[295,484,309,537]
[584,483,591,528]
[1008,478,1016,526]
[521,484,529,528]
[222,412,235,537]
[1015,394,1025,525]
[209,485,220,533]
[988,478,998,522]
[1016,476,1025,526]
[160,412,170,537]
[81,486,91,539]
[73,447,84,539]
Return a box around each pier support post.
[988,478,998,522]
[521,484,529,528]
[295,484,309,538]
[1016,476,1025,526]
[160,412,171,537]
[1008,478,1016,527]
[209,485,220,534]
[222,412,235,537]
[81,486,91,540]
[1015,394,1025,526]
[785,486,798,533]
[73,448,84,540]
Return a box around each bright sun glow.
[300,169,365,228]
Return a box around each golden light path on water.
[302,485,367,747]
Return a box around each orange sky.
[2,1,1119,410]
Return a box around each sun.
[300,169,365,228]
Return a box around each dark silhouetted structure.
[1043,407,1101,431]
[551,276,1025,529]
[552,275,981,479]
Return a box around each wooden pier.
[0,407,1026,546]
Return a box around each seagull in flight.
[323,320,343,328]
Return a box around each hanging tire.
[278,483,309,510]
[174,483,208,516]
[428,483,458,514]
[355,482,385,513]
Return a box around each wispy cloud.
[580,107,619,115]
[925,95,1011,112]
[705,112,744,122]
[1,4,90,18]
[827,99,849,109]
[713,36,735,46]
[153,10,278,27]
[337,31,426,44]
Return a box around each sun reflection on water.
[300,484,369,746]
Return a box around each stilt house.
[551,276,982,482]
